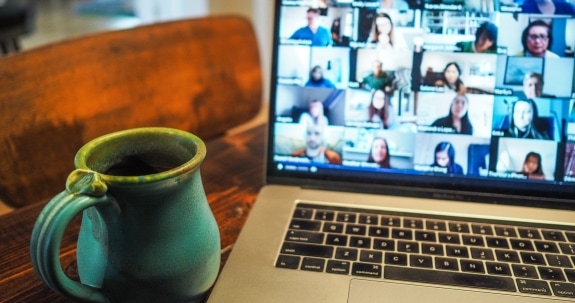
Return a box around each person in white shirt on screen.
[369,12,408,52]
[299,99,329,129]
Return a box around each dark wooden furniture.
[0,16,262,208]
[0,123,266,302]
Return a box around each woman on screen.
[305,65,336,89]
[432,142,464,174]
[435,62,466,93]
[369,12,408,51]
[456,22,498,54]
[431,94,474,135]
[504,99,550,140]
[516,20,558,58]
[518,152,545,180]
[367,137,391,168]
[368,89,396,129]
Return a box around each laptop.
[208,0,575,302]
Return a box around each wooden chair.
[0,15,262,208]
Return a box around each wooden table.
[0,124,266,302]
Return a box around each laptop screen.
[267,0,575,206]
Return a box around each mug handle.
[30,169,117,303]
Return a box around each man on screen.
[361,60,394,93]
[289,8,332,46]
[292,124,342,164]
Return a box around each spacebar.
[384,266,517,292]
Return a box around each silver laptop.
[208,0,575,302]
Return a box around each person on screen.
[435,62,466,94]
[367,137,392,168]
[515,20,558,58]
[431,94,474,135]
[368,89,397,129]
[456,22,498,54]
[503,99,550,140]
[432,142,464,174]
[299,99,329,128]
[289,8,332,46]
[368,12,408,51]
[304,65,336,89]
[521,0,575,15]
[518,151,546,180]
[521,72,544,99]
[291,124,342,164]
[361,60,395,92]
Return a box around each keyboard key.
[293,208,313,219]
[516,279,551,295]
[446,245,469,258]
[385,266,516,292]
[360,250,383,263]
[301,257,325,272]
[281,242,333,258]
[335,247,358,261]
[495,250,520,263]
[385,252,408,266]
[541,230,565,242]
[486,237,509,249]
[462,235,485,246]
[326,234,348,246]
[538,267,565,281]
[314,210,335,221]
[285,230,324,244]
[512,264,538,278]
[336,212,356,223]
[510,239,534,251]
[486,262,512,276]
[460,259,485,273]
[369,226,390,238]
[438,233,460,244]
[403,218,423,229]
[381,216,401,227]
[559,243,575,255]
[564,269,575,282]
[397,241,419,253]
[518,228,541,240]
[276,255,300,269]
[534,241,559,253]
[521,252,546,265]
[471,248,494,260]
[326,260,350,275]
[550,282,575,298]
[426,220,447,231]
[421,243,444,255]
[415,231,437,242]
[435,257,459,271]
[566,232,575,243]
[373,239,395,251]
[346,224,366,236]
[410,255,433,268]
[290,219,321,231]
[448,222,470,233]
[494,226,517,237]
[359,214,379,225]
[323,222,344,233]
[352,262,382,278]
[472,224,493,235]
[391,228,413,240]
[546,254,572,268]
[350,236,371,248]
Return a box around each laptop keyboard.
[275,203,575,298]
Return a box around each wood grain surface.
[0,15,262,208]
[0,124,266,303]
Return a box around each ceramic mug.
[30,127,221,303]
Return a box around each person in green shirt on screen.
[456,21,498,54]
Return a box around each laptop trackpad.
[348,279,558,303]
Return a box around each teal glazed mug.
[30,127,221,303]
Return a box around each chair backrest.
[0,15,262,208]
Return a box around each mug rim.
[74,127,206,184]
